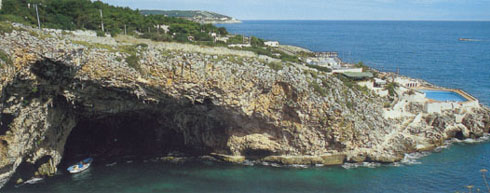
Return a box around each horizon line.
[236,19,490,22]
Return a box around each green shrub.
[227,35,244,44]
[355,61,370,72]
[125,54,141,72]
[174,34,189,43]
[0,49,13,68]
[194,32,213,41]
[310,81,327,97]
[140,33,172,42]
[356,85,369,95]
[383,102,391,108]
[96,31,106,37]
[250,36,264,47]
[280,53,300,63]
[266,62,283,71]
[136,43,148,48]
[0,21,13,34]
[335,74,355,88]
[346,101,353,109]
[385,82,398,97]
[242,47,273,56]
[0,15,30,25]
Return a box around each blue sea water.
[3,21,490,193]
[219,20,490,106]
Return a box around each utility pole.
[124,24,127,35]
[99,9,104,32]
[35,4,41,30]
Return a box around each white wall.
[425,100,479,114]
[332,68,363,73]
[264,41,279,47]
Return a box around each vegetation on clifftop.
[0,0,225,42]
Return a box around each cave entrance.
[62,110,190,164]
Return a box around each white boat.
[24,177,43,184]
[67,158,93,174]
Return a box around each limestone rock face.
[0,23,489,188]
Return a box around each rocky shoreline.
[0,22,488,188]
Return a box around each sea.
[3,21,490,193]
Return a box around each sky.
[100,0,490,21]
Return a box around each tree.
[218,27,228,36]
[0,0,225,43]
[250,36,264,47]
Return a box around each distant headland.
[141,10,241,24]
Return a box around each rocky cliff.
[0,23,488,188]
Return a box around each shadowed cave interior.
[62,111,195,164]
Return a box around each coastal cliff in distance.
[141,10,241,24]
[0,23,489,188]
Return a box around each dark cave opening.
[0,113,15,136]
[8,155,53,183]
[454,130,465,140]
[61,111,193,164]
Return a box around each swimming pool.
[420,90,468,102]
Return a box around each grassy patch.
[0,49,13,68]
[136,43,148,48]
[0,14,31,25]
[383,102,391,108]
[125,54,141,72]
[357,85,369,95]
[72,40,115,51]
[160,49,173,58]
[279,52,300,63]
[304,70,318,79]
[297,51,315,58]
[335,73,356,88]
[238,47,300,63]
[119,44,147,55]
[228,56,244,65]
[0,22,13,34]
[266,62,283,71]
[346,101,353,109]
[310,81,327,97]
[306,64,332,73]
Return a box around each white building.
[228,44,251,48]
[264,41,279,47]
[216,36,229,43]
[373,78,387,88]
[331,67,363,73]
[394,77,420,88]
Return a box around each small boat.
[459,38,480,42]
[24,177,43,184]
[67,158,93,174]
